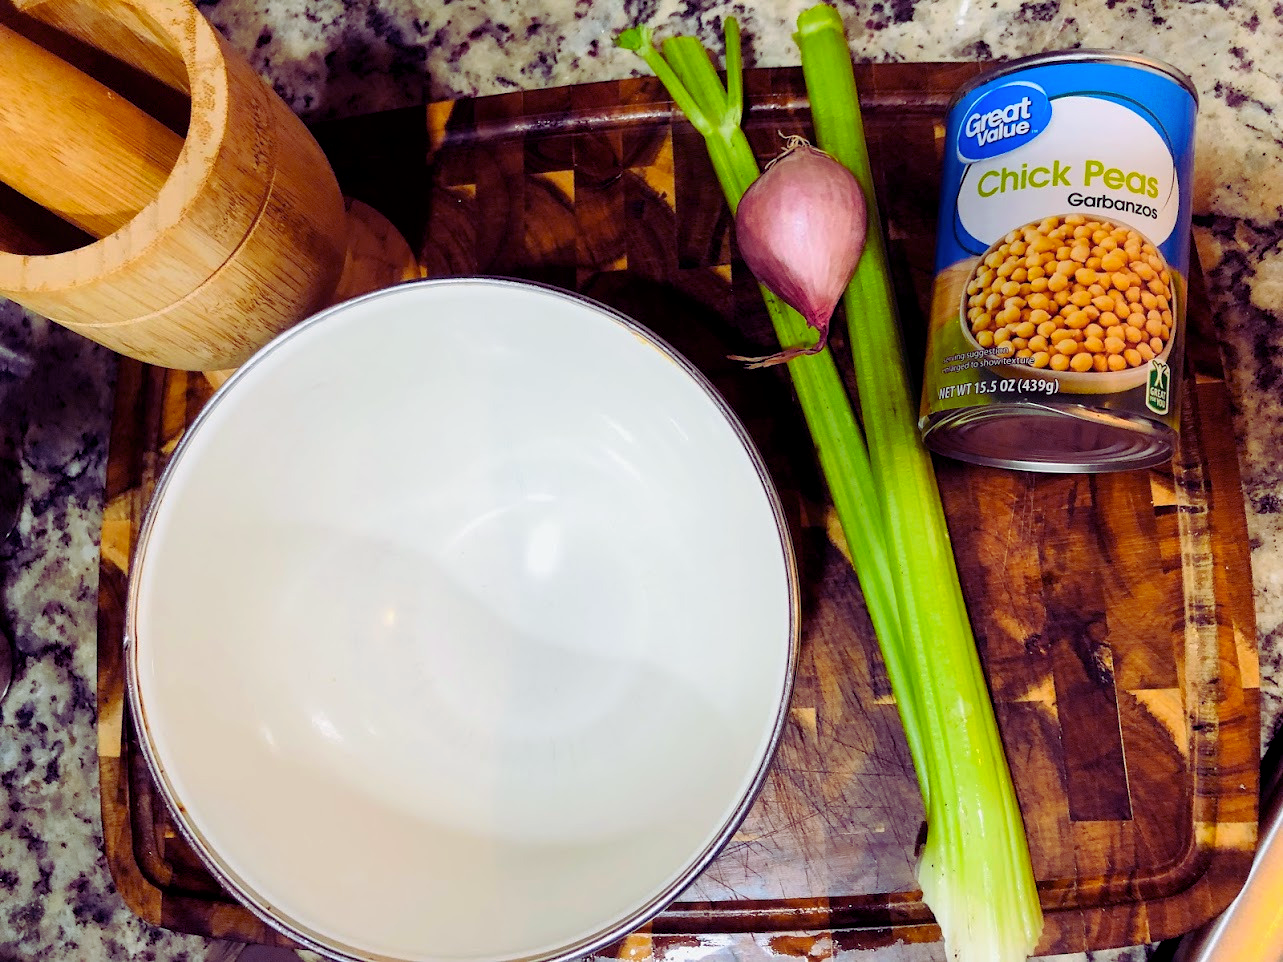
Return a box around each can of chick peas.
[920,51,1198,472]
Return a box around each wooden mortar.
[0,0,419,372]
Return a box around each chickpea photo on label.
[961,214,1173,382]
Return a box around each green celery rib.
[795,5,1042,960]
[616,21,925,783]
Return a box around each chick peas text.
[964,215,1173,374]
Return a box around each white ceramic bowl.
[126,278,798,962]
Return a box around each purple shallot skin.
[733,138,868,367]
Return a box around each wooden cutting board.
[96,62,1259,956]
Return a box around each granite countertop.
[1,0,1280,960]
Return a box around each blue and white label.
[957,82,1052,162]
[957,95,1180,247]
[935,59,1198,275]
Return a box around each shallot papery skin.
[734,143,868,367]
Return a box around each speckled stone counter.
[1,1,1280,960]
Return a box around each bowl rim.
[957,215,1176,391]
[123,275,802,962]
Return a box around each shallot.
[732,136,867,367]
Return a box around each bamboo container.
[0,0,419,371]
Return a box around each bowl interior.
[129,279,795,962]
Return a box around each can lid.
[921,403,1175,473]
[948,50,1199,114]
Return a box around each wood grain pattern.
[96,64,1259,955]
[0,22,182,237]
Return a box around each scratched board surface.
[97,63,1258,955]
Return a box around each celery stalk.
[616,22,928,780]
[795,5,1042,960]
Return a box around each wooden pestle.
[0,22,183,239]
[0,0,419,372]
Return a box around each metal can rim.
[947,49,1199,114]
[919,402,1176,473]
